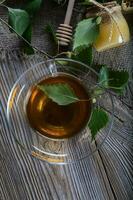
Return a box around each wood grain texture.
[0,1,133,200]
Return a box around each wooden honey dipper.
[56,0,76,46]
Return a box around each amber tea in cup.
[26,74,92,139]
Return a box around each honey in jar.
[94,6,130,51]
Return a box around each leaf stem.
[53,51,70,58]
[0,3,8,9]
[0,1,6,5]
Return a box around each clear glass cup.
[7,58,114,164]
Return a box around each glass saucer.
[7,58,114,164]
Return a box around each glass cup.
[7,58,114,164]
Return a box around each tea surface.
[26,74,91,139]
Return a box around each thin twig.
[0,14,53,58]
[0,11,70,59]
[53,51,70,58]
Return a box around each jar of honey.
[86,2,130,51]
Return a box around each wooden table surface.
[0,1,133,199]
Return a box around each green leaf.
[80,2,92,6]
[92,87,104,97]
[25,0,42,15]
[38,83,79,105]
[23,45,34,55]
[108,70,129,94]
[99,66,109,88]
[88,108,109,140]
[8,8,30,35]
[73,17,101,51]
[96,16,102,25]
[71,46,92,65]
[22,25,34,55]
[44,23,57,44]
[99,66,129,94]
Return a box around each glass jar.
[86,3,130,51]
